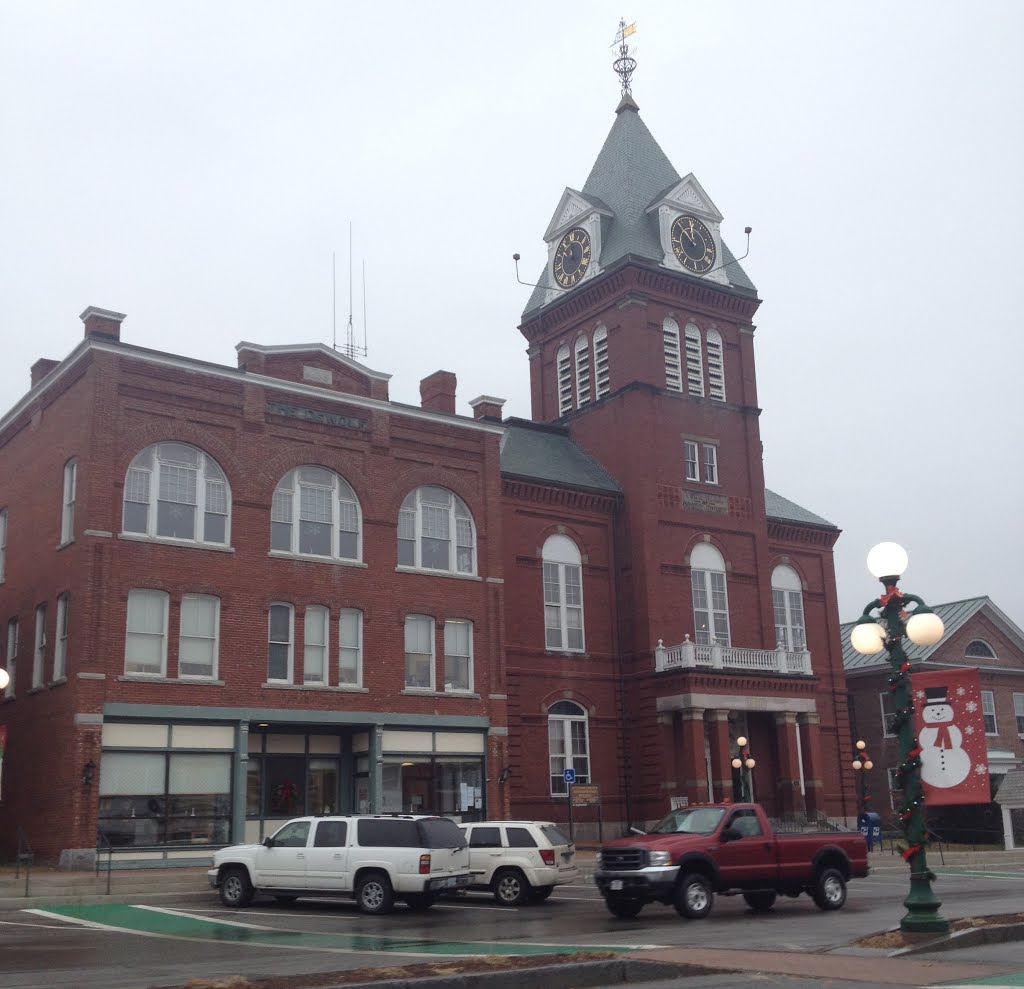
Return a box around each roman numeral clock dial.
[552,227,592,288]
[670,214,717,274]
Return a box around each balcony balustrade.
[654,635,812,675]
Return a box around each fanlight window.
[271,467,361,560]
[397,486,476,575]
[965,639,996,660]
[548,700,590,795]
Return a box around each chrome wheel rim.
[497,875,522,902]
[223,877,241,903]
[362,881,385,910]
[686,882,709,912]
[824,876,843,904]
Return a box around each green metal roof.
[764,489,837,529]
[500,420,622,494]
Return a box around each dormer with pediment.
[534,189,614,309]
[235,341,392,401]
[647,174,730,289]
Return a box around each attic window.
[965,639,997,661]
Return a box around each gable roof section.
[500,420,621,494]
[840,596,1024,672]
[765,489,837,529]
[995,768,1024,805]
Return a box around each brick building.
[0,89,858,866]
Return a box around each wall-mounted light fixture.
[82,760,96,786]
[498,767,512,784]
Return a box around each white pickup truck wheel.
[356,871,395,915]
[219,866,254,909]
[673,873,714,919]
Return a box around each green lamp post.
[849,541,949,934]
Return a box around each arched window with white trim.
[548,700,591,795]
[706,328,726,401]
[123,443,230,546]
[685,323,704,397]
[575,334,591,407]
[271,466,361,560]
[771,565,806,651]
[556,345,572,416]
[690,543,729,645]
[397,486,476,575]
[965,639,997,661]
[593,325,610,398]
[663,317,682,392]
[542,534,584,652]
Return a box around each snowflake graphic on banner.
[915,689,926,701]
[965,725,974,735]
[956,686,966,696]
[965,701,978,713]
[975,764,988,776]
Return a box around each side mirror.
[721,826,742,843]
[262,836,275,848]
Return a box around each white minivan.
[459,820,579,905]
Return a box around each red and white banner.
[912,668,990,806]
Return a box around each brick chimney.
[468,395,506,422]
[30,358,61,388]
[420,370,457,415]
[80,306,126,341]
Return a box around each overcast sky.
[2,2,1022,631]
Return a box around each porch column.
[369,724,384,813]
[706,709,734,803]
[658,712,681,791]
[233,721,249,842]
[680,707,709,806]
[774,712,804,816]
[798,712,825,817]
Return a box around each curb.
[893,921,1024,956]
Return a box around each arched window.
[771,565,806,651]
[690,543,730,645]
[965,639,996,661]
[542,534,584,652]
[556,345,572,416]
[593,325,610,398]
[397,486,476,575]
[575,334,591,407]
[123,442,230,546]
[706,328,726,401]
[685,323,704,397]
[663,317,682,392]
[271,466,361,560]
[548,700,590,795]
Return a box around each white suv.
[459,820,579,905]
[208,815,469,914]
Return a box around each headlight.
[595,851,603,865]
[648,851,671,867]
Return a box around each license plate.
[610,879,623,891]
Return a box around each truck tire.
[606,897,644,919]
[812,867,847,911]
[673,873,714,919]
[492,867,530,906]
[356,871,395,915]
[403,892,437,912]
[218,866,254,908]
[742,890,777,912]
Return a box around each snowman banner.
[912,668,989,806]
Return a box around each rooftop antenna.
[611,18,637,97]
[334,222,368,359]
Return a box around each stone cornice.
[502,477,620,514]
[767,519,841,548]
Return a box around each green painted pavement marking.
[31,905,639,958]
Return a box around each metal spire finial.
[612,18,637,97]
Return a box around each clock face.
[553,227,592,288]
[670,214,716,274]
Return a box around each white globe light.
[731,758,742,769]
[745,758,756,769]
[906,610,945,647]
[855,740,866,751]
[0,667,8,690]
[850,622,885,655]
[867,542,908,580]
[863,760,874,770]
[852,759,862,770]
[736,736,747,748]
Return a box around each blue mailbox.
[858,811,881,851]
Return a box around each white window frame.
[690,543,730,645]
[397,486,476,576]
[339,608,363,687]
[125,589,169,677]
[443,619,473,693]
[557,345,573,415]
[702,443,719,484]
[981,690,997,735]
[548,700,591,796]
[593,325,610,398]
[122,442,231,547]
[706,328,726,401]
[0,507,7,582]
[684,323,704,397]
[179,593,220,679]
[1014,692,1024,736]
[574,334,591,407]
[965,639,997,661]
[32,603,46,688]
[61,459,77,544]
[771,565,806,651]
[880,691,898,737]
[53,593,69,681]
[271,467,362,562]
[663,317,682,392]
[683,440,699,482]
[4,617,17,698]
[267,603,295,684]
[542,534,585,653]
[404,614,435,690]
[303,605,329,685]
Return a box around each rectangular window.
[339,609,363,686]
[575,338,591,407]
[702,444,719,484]
[683,441,699,482]
[54,593,69,681]
[271,488,293,551]
[594,329,609,398]
[156,461,198,539]
[299,482,333,556]
[544,561,584,652]
[405,615,435,690]
[33,603,46,688]
[664,323,682,392]
[304,605,328,684]
[61,459,77,544]
[981,690,997,735]
[179,594,219,678]
[4,618,17,698]
[268,604,294,683]
[772,589,806,651]
[1014,693,1024,735]
[125,590,168,676]
[880,691,898,736]
[444,619,473,692]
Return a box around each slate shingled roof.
[500,421,622,494]
[995,768,1024,806]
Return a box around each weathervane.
[612,18,637,97]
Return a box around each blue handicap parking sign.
[563,768,576,784]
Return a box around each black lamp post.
[851,740,873,813]
[849,541,949,934]
[731,736,755,802]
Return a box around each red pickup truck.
[594,802,868,920]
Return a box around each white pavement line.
[932,984,1023,989]
[134,905,280,931]
[0,919,84,929]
